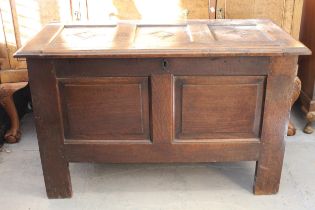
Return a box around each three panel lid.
[14,19,311,58]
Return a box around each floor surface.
[0,105,315,210]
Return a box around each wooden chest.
[14,19,310,198]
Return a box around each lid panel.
[47,26,118,50]
[14,19,311,58]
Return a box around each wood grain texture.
[0,0,26,69]
[290,0,304,39]
[254,56,298,195]
[174,76,265,140]
[14,20,310,59]
[0,9,11,69]
[64,141,261,163]
[151,74,173,144]
[59,77,150,142]
[27,59,72,198]
[0,69,28,83]
[216,0,303,38]
[1,0,306,70]
[15,20,310,198]
[217,0,284,25]
[54,57,270,77]
[282,0,296,34]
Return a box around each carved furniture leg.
[287,77,301,136]
[0,82,28,143]
[303,112,315,134]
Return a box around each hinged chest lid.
[14,19,311,58]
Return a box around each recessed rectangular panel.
[175,76,265,140]
[59,77,150,142]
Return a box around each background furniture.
[288,77,302,136]
[298,0,315,134]
[15,19,310,198]
[0,65,28,143]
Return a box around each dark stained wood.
[27,59,72,198]
[174,76,265,140]
[298,0,315,133]
[64,141,261,163]
[254,56,298,195]
[54,57,270,77]
[59,77,150,142]
[151,74,173,144]
[54,58,162,77]
[15,20,310,198]
[167,57,270,75]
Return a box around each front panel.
[58,77,150,142]
[174,76,265,141]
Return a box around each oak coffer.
[14,19,310,198]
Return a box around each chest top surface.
[14,19,310,58]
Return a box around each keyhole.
[162,59,168,70]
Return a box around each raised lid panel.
[48,22,278,50]
[14,19,311,57]
[134,25,191,48]
[50,25,118,50]
[209,25,273,43]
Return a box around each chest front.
[15,20,310,198]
